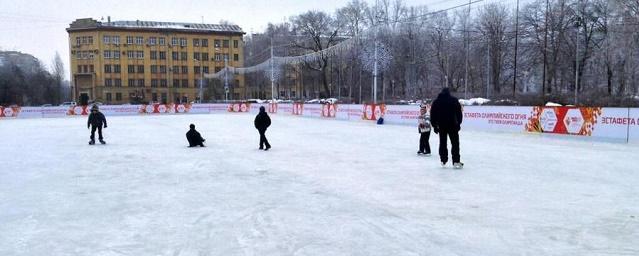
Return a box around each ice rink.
[1,114,638,255]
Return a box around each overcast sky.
[0,0,516,77]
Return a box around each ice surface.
[1,114,638,255]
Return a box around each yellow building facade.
[67,18,245,104]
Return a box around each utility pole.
[542,0,549,99]
[373,40,378,104]
[487,44,490,99]
[513,0,520,98]
[464,0,471,100]
[224,55,229,101]
[270,37,275,100]
[575,0,581,106]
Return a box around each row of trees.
[0,52,69,106]
[242,0,639,106]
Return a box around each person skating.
[186,124,206,147]
[254,106,271,151]
[417,103,432,156]
[87,105,107,145]
[430,88,464,168]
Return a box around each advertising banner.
[384,105,422,125]
[462,106,532,133]
[302,104,322,118]
[321,104,337,118]
[278,104,294,116]
[0,106,21,118]
[626,108,639,143]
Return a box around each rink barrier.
[2,104,638,143]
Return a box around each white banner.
[628,108,639,143]
[461,106,532,133]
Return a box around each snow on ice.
[1,114,638,255]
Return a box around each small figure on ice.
[430,88,464,169]
[254,106,271,151]
[87,105,107,145]
[186,124,206,147]
[417,103,432,156]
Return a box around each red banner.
[362,104,386,121]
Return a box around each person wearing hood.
[186,124,206,147]
[254,106,272,150]
[430,88,464,168]
[87,104,107,145]
[417,104,432,156]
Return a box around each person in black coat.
[254,106,272,150]
[430,88,463,168]
[87,105,107,144]
[186,124,206,147]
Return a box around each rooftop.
[67,18,244,34]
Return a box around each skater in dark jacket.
[430,88,464,168]
[417,104,432,155]
[87,105,107,144]
[254,106,271,150]
[186,124,205,147]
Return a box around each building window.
[128,79,135,87]
[76,52,81,59]
[88,51,95,59]
[203,66,209,74]
[214,53,221,61]
[194,66,201,74]
[113,36,120,44]
[193,52,200,61]
[193,39,200,47]
[181,66,188,74]
[150,65,158,74]
[137,65,144,73]
[173,79,180,88]
[172,52,178,60]
[180,52,187,60]
[202,39,208,47]
[151,79,159,88]
[104,65,112,73]
[171,37,178,46]
[181,79,189,88]
[89,65,94,72]
[215,67,222,72]
[150,51,157,60]
[103,36,110,44]
[103,51,112,59]
[290,91,296,98]
[137,79,145,87]
[214,39,220,48]
[233,40,239,48]
[106,93,112,101]
[160,79,167,88]
[135,36,144,45]
[194,79,200,88]
[280,90,286,97]
[180,38,187,47]
[128,65,135,73]
[136,51,144,59]
[158,37,165,45]
[149,37,157,45]
[82,65,88,73]
[159,65,166,73]
[223,40,229,48]
[76,37,81,46]
[127,36,134,44]
[234,54,239,61]
[115,79,122,87]
[202,53,209,61]
[105,79,113,87]
[223,54,229,61]
[173,65,180,74]
[88,36,93,44]
[113,51,120,59]
[113,64,121,73]
[116,93,122,101]
[77,65,81,73]
[159,51,166,60]
[127,51,134,59]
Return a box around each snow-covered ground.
[1,114,638,256]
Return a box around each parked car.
[59,102,77,107]
[321,98,338,104]
[305,99,321,104]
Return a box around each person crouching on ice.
[87,105,107,145]
[254,106,271,151]
[417,103,432,156]
[186,124,205,147]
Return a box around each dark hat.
[189,124,195,129]
[91,104,99,111]
[259,106,266,112]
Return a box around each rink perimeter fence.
[1,103,638,143]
